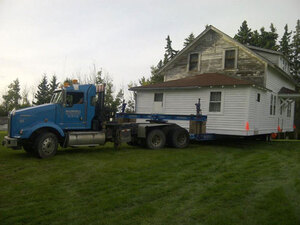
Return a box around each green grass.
[0,131,300,225]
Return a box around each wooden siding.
[163,30,265,86]
[135,87,250,136]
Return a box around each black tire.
[34,132,58,158]
[23,143,34,154]
[170,128,190,148]
[146,129,166,149]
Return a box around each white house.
[131,26,300,136]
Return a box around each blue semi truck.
[2,81,207,158]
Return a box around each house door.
[153,93,163,113]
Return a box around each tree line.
[1,19,299,116]
[0,69,134,116]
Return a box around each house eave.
[278,93,300,98]
[130,84,270,92]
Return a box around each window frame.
[208,91,223,114]
[223,48,238,70]
[65,92,84,107]
[269,94,276,116]
[187,52,200,72]
[154,93,163,102]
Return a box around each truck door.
[62,92,86,129]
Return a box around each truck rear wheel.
[146,129,166,149]
[34,132,58,158]
[170,128,189,148]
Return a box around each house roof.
[130,73,254,91]
[278,87,300,98]
[279,87,298,94]
[156,25,297,85]
[247,45,283,56]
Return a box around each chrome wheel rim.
[152,135,161,147]
[41,137,55,155]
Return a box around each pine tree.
[2,79,21,113]
[47,75,59,102]
[291,19,300,81]
[165,35,178,61]
[33,75,50,105]
[269,23,279,50]
[250,30,260,46]
[184,33,195,47]
[234,20,252,45]
[279,24,292,58]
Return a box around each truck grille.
[7,114,11,137]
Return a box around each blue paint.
[116,113,207,122]
[9,84,96,139]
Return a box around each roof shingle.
[131,73,254,90]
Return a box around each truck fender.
[23,122,65,139]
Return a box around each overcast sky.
[0,0,299,99]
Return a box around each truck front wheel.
[146,129,166,149]
[23,143,34,154]
[34,132,58,158]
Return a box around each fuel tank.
[67,131,106,146]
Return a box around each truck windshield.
[50,91,63,104]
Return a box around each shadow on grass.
[4,138,276,159]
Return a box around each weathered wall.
[163,30,266,86]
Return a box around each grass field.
[0,131,300,225]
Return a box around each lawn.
[0,131,300,225]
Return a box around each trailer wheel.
[146,129,166,149]
[170,128,190,148]
[34,132,58,158]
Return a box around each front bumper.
[2,136,21,149]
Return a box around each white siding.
[135,87,250,136]
[247,67,296,134]
[248,88,294,134]
[266,67,294,92]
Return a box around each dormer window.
[224,49,237,69]
[189,53,199,71]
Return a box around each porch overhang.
[278,93,300,99]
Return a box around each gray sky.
[0,0,299,99]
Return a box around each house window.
[270,94,276,115]
[287,102,291,117]
[273,96,276,115]
[209,92,222,112]
[224,49,236,69]
[189,53,199,71]
[154,93,163,102]
[280,99,283,115]
[257,93,260,102]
